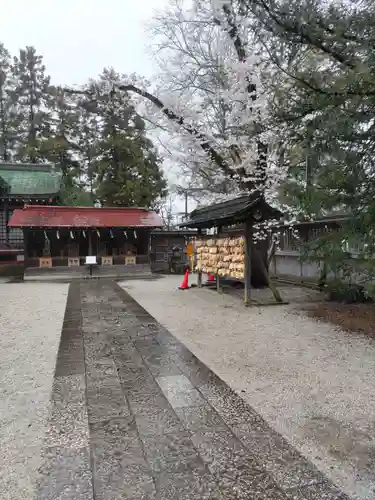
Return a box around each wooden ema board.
[195,236,245,279]
[39,257,52,268]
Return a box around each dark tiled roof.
[180,194,281,229]
[0,163,61,198]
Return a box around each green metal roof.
[0,163,62,198]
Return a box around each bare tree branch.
[63,84,255,191]
[217,1,268,190]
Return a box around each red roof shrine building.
[8,205,163,274]
[0,162,191,278]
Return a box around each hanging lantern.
[83,230,86,238]
[124,230,128,239]
[70,230,74,239]
[96,229,100,238]
[110,229,114,239]
[56,230,60,240]
[134,230,137,239]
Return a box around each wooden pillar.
[88,229,92,255]
[244,219,252,306]
[197,269,202,287]
[148,232,152,266]
[197,229,202,287]
[216,226,221,292]
[23,228,28,268]
[4,200,9,245]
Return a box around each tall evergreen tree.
[85,68,167,207]
[41,88,82,181]
[0,43,18,162]
[11,46,51,162]
[0,43,10,161]
[75,102,101,198]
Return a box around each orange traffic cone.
[178,269,190,290]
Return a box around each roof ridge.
[191,193,259,216]
[22,205,150,211]
[0,162,60,172]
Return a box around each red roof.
[8,205,163,228]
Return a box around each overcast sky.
[2,0,169,84]
[1,0,191,215]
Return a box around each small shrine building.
[8,205,163,270]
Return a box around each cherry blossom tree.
[65,0,293,233]
[147,0,296,221]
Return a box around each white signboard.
[85,255,97,265]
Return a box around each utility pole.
[169,197,173,229]
[176,186,190,220]
[306,152,312,195]
[305,123,315,220]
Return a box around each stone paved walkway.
[36,280,351,499]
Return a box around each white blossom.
[117,0,301,240]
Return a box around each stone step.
[24,264,152,281]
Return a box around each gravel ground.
[121,275,375,500]
[0,282,69,500]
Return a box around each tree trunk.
[252,245,282,302]
[250,239,269,287]
[0,81,8,161]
